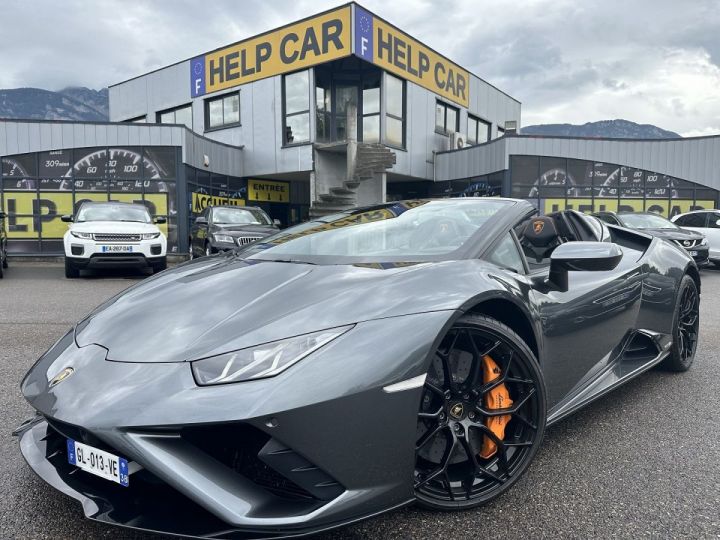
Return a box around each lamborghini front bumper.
[15,310,453,538]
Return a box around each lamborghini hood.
[75,255,469,363]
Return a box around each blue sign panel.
[190,56,206,98]
[354,5,374,62]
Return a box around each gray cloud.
[1,0,719,135]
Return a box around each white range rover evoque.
[62,201,167,278]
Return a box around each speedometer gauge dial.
[71,149,163,179]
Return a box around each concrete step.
[311,201,355,210]
[330,186,356,196]
[345,181,361,189]
[318,192,355,203]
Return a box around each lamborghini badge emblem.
[533,220,545,234]
[49,367,74,388]
[450,403,464,419]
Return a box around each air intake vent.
[94,233,141,242]
[237,236,263,246]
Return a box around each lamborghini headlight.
[70,231,93,239]
[142,232,161,240]
[213,233,235,244]
[191,326,353,385]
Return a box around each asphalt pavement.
[1,263,719,539]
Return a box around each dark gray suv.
[190,205,280,258]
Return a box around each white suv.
[671,210,720,266]
[62,202,167,278]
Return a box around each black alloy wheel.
[414,314,546,509]
[662,275,699,372]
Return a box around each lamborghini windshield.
[243,199,513,264]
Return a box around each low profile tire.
[660,274,699,372]
[64,258,79,279]
[414,314,546,510]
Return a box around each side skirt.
[547,331,671,426]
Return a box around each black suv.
[190,205,280,258]
[0,211,8,278]
[594,211,709,266]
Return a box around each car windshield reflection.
[242,199,514,264]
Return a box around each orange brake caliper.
[479,354,513,459]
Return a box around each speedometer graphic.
[528,168,580,197]
[1,158,36,189]
[70,148,163,179]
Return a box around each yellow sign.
[192,192,245,214]
[366,16,469,108]
[248,180,290,203]
[193,6,351,97]
[542,198,716,218]
[2,192,169,239]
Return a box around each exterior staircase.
[310,143,396,218]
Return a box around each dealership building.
[1,2,719,255]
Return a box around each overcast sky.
[2,0,719,136]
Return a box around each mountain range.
[0,88,683,140]
[520,119,681,139]
[0,87,109,122]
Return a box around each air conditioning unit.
[450,132,466,150]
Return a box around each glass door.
[333,84,359,141]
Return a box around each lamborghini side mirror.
[549,242,623,291]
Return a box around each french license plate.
[101,245,133,253]
[690,251,698,256]
[67,439,129,487]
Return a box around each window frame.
[435,100,460,136]
[123,115,147,123]
[204,91,241,132]
[156,103,193,129]
[467,114,491,145]
[383,73,406,149]
[282,69,311,147]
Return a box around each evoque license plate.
[101,245,133,253]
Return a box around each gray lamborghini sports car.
[15,198,700,538]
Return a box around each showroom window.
[283,70,310,145]
[205,91,240,130]
[384,74,405,148]
[435,100,459,135]
[467,115,490,145]
[363,85,380,143]
[157,104,192,129]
